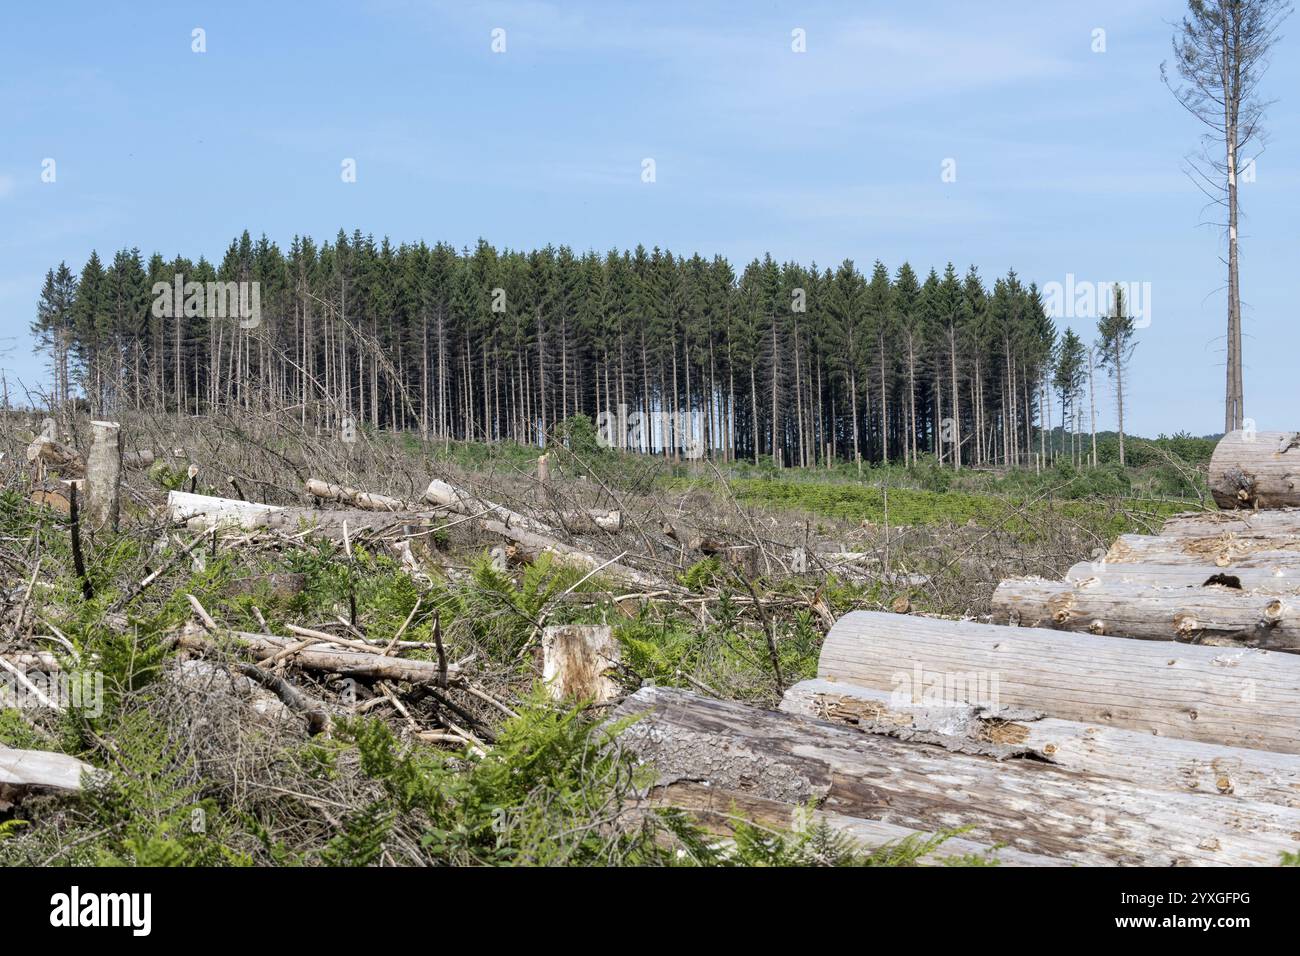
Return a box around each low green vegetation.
[0,423,1222,867]
[0,485,889,867]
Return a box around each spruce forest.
[32,231,1060,468]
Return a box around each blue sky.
[2,0,1297,436]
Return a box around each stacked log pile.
[613,430,1300,865]
[991,435,1300,651]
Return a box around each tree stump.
[542,624,619,703]
[86,420,122,532]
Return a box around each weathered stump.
[542,625,619,703]
[86,420,122,531]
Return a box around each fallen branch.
[232,663,332,735]
[482,519,669,592]
[305,478,405,512]
[423,478,554,535]
[177,622,463,686]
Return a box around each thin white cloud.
[740,182,995,229]
[380,2,1074,110]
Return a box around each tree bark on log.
[176,622,461,685]
[781,678,1300,808]
[1105,532,1300,568]
[25,437,83,477]
[481,519,667,591]
[86,420,122,532]
[1065,559,1300,592]
[612,686,1300,865]
[643,780,1066,866]
[1209,429,1300,509]
[1162,508,1300,538]
[992,575,1300,651]
[817,610,1300,754]
[423,478,554,535]
[168,491,439,540]
[304,478,405,512]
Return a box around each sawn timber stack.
[615,430,1300,865]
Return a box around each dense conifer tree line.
[33,229,1077,468]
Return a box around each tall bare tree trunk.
[1088,346,1098,467]
[949,328,960,470]
[1225,77,1244,432]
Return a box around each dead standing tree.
[1162,0,1293,432]
[1096,285,1136,467]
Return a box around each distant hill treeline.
[33,229,1113,468]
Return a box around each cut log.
[1065,559,1300,592]
[176,622,461,685]
[168,490,438,540]
[25,436,83,477]
[1105,532,1300,567]
[1209,429,1300,509]
[782,678,1300,808]
[304,478,404,512]
[423,478,553,535]
[542,625,619,703]
[481,519,668,591]
[613,686,1300,865]
[557,509,622,533]
[645,781,1066,866]
[169,490,283,528]
[0,746,98,806]
[992,575,1300,651]
[1162,508,1300,538]
[817,610,1300,754]
[86,420,122,531]
[122,449,155,469]
[29,479,84,514]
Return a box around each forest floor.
[0,410,1210,866]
